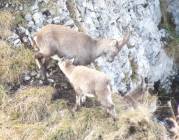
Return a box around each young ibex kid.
[51,55,117,120]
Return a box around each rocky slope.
[1,0,179,140]
[4,0,175,93]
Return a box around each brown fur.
[33,24,129,80]
[51,55,117,119]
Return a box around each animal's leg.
[76,94,81,106]
[35,52,48,82]
[106,104,117,121]
[73,88,83,111]
[73,94,81,111]
[81,95,86,104]
[34,52,43,68]
[40,59,48,84]
[98,92,117,120]
[35,58,41,69]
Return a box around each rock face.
[7,0,175,93]
[75,0,174,92]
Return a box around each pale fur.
[51,55,117,119]
[33,24,130,81]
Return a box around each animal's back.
[69,66,110,92]
[35,24,95,46]
[34,24,96,64]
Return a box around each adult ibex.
[32,24,130,81]
[51,55,117,120]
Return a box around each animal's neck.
[95,39,106,58]
[60,65,75,78]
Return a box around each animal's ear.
[110,40,117,46]
[51,55,61,62]
[64,58,74,67]
[69,58,75,64]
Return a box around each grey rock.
[19,6,23,11]
[20,26,26,33]
[39,80,44,85]
[36,73,41,79]
[24,75,31,81]
[13,39,21,47]
[30,71,37,77]
[52,16,62,24]
[22,36,29,43]
[64,19,74,26]
[46,18,53,24]
[5,3,8,8]
[33,12,44,27]
[8,33,22,48]
[28,21,35,28]
[31,2,39,13]
[25,13,32,22]
[48,79,54,83]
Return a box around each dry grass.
[0,41,35,84]
[0,11,13,39]
[0,85,7,106]
[0,86,169,140]
[3,86,54,123]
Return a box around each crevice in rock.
[65,0,86,32]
